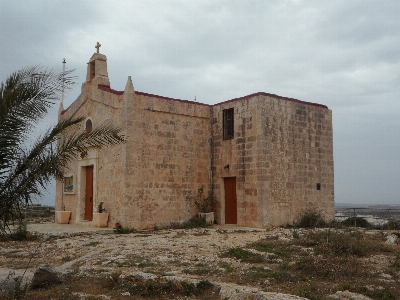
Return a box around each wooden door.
[224,177,237,224]
[84,166,93,220]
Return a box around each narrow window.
[89,61,95,80]
[86,119,93,132]
[223,108,234,140]
[316,183,321,190]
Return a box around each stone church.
[56,46,334,229]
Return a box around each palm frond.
[0,67,126,230]
[0,66,75,177]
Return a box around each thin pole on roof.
[61,58,66,106]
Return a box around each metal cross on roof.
[95,42,101,53]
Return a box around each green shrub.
[340,282,351,290]
[113,226,135,234]
[297,285,324,300]
[11,222,29,240]
[355,286,395,300]
[246,266,272,279]
[389,251,400,270]
[246,266,296,282]
[296,210,326,228]
[271,270,297,282]
[219,262,234,273]
[197,280,214,291]
[376,221,400,230]
[103,271,123,290]
[293,253,359,280]
[299,230,388,257]
[221,247,264,263]
[126,277,216,298]
[341,217,372,228]
[97,201,105,213]
[183,266,211,275]
[194,186,218,213]
[169,214,208,229]
[0,222,38,241]
[250,240,293,258]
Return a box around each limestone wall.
[123,93,212,229]
[257,96,334,226]
[211,96,263,227]
[211,94,334,228]
[56,84,126,226]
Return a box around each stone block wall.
[257,96,334,226]
[56,84,126,226]
[212,97,263,227]
[123,92,212,229]
[211,94,334,228]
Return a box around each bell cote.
[86,45,110,86]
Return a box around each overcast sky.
[1,0,399,206]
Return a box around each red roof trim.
[135,91,210,106]
[136,90,328,109]
[98,84,124,95]
[217,92,328,109]
[61,85,328,113]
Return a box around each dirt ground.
[1,224,399,299]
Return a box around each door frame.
[84,165,94,220]
[76,149,98,224]
[223,177,237,224]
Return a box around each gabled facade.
[56,50,334,229]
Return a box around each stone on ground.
[31,264,62,288]
[327,290,373,300]
[0,275,23,291]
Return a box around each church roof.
[61,84,328,115]
[125,86,328,109]
[219,92,328,109]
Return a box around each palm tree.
[0,66,125,232]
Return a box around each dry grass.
[2,273,219,300]
[220,247,264,263]
[1,226,399,300]
[298,229,390,257]
[240,229,399,299]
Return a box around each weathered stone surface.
[327,290,373,300]
[384,234,398,245]
[31,264,62,288]
[0,275,22,291]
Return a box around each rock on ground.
[0,275,23,291]
[31,264,62,288]
[384,234,398,245]
[327,290,373,300]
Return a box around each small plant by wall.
[194,186,218,213]
[97,202,105,213]
[169,215,208,229]
[114,226,136,234]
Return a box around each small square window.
[316,183,321,190]
[223,108,234,140]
